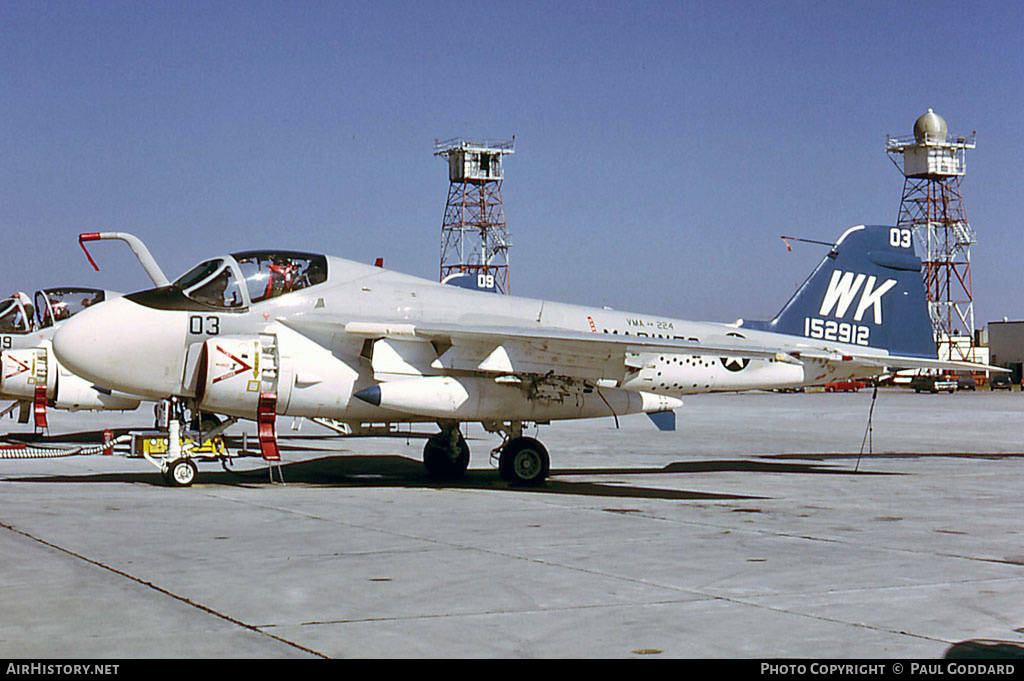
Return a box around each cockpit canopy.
[35,288,106,329]
[0,288,107,334]
[0,294,33,334]
[173,251,327,310]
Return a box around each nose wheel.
[498,437,550,486]
[163,458,197,487]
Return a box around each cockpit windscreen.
[175,259,245,309]
[35,288,106,328]
[232,252,327,303]
[0,299,31,334]
[170,252,326,310]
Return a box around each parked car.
[956,374,977,391]
[910,374,957,393]
[991,373,1014,390]
[825,380,866,392]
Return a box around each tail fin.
[753,225,936,358]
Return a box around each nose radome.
[53,297,189,399]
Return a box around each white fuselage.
[52,255,885,423]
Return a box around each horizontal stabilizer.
[796,350,1009,374]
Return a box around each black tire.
[422,431,470,480]
[166,459,198,487]
[499,437,550,486]
[190,412,221,432]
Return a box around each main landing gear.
[422,425,470,480]
[497,436,549,486]
[489,421,549,486]
[423,421,551,486]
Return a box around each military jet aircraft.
[0,287,142,426]
[51,224,995,486]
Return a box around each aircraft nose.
[53,296,188,399]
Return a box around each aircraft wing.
[286,318,1005,385]
[408,325,1006,378]
[284,318,798,384]
[417,322,805,382]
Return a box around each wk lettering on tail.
[819,271,897,325]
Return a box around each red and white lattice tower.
[434,137,515,294]
[886,109,978,362]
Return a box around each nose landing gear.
[162,457,198,487]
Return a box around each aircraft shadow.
[1,451,898,501]
[764,452,1024,462]
[2,428,357,446]
[555,460,893,477]
[945,639,1024,659]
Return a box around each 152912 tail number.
[804,317,870,345]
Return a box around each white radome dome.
[914,108,948,143]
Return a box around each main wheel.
[499,437,550,486]
[423,431,470,480]
[165,458,198,487]
[190,412,221,432]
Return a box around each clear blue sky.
[2,0,1021,325]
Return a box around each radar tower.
[434,137,515,294]
[886,110,978,362]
